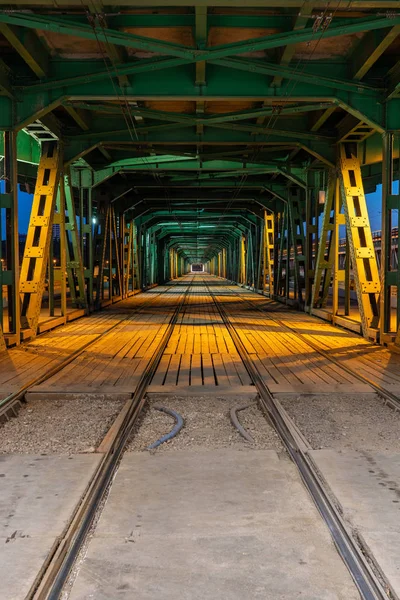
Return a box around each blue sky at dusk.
[0,180,398,239]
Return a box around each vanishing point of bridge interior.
[1,2,400,600]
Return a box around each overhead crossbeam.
[350,25,400,80]
[0,23,49,79]
[1,13,399,66]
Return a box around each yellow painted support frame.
[111,207,122,297]
[332,179,346,320]
[222,247,227,278]
[239,236,246,284]
[52,185,67,320]
[339,145,380,336]
[20,142,62,333]
[132,221,140,290]
[63,174,87,309]
[97,204,110,302]
[263,210,274,296]
[311,173,336,309]
[122,216,134,298]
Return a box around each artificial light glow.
[92,217,97,224]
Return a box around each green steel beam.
[105,14,294,28]
[0,60,14,99]
[211,57,377,95]
[0,23,49,78]
[310,105,337,132]
[10,70,385,136]
[71,118,333,142]
[92,159,292,185]
[271,2,314,88]
[350,25,400,80]
[4,1,400,7]
[2,13,400,65]
[0,13,197,58]
[386,60,400,100]
[65,105,91,131]
[65,100,337,126]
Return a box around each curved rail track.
[204,278,393,600]
[6,274,396,600]
[228,282,400,412]
[29,277,195,600]
[0,281,187,423]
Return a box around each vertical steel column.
[20,142,61,334]
[381,133,400,344]
[275,209,287,298]
[240,236,246,284]
[1,131,19,345]
[305,170,319,309]
[264,211,274,297]
[288,188,307,305]
[78,171,93,307]
[63,175,87,310]
[111,207,122,298]
[132,221,140,290]
[332,179,344,320]
[56,183,67,318]
[339,144,380,337]
[311,172,336,309]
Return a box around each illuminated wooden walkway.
[1,275,400,401]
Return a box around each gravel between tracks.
[0,396,126,454]
[128,395,283,452]
[280,392,400,452]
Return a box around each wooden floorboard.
[7,275,400,400]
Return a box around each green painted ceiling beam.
[65,101,336,126]
[0,13,195,59]
[386,60,400,100]
[75,118,332,142]
[2,13,400,65]
[10,67,384,135]
[0,60,14,99]
[0,23,49,78]
[350,25,400,80]
[211,57,377,95]
[271,2,313,88]
[92,159,292,186]
[24,57,191,93]
[5,1,400,7]
[105,14,293,28]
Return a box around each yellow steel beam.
[339,145,380,336]
[311,172,336,308]
[20,142,62,333]
[265,211,275,296]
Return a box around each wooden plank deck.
[5,275,400,400]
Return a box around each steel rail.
[0,281,183,423]
[230,283,400,412]
[32,277,194,600]
[204,278,390,600]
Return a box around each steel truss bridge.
[0,0,400,349]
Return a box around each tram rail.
[0,281,184,424]
[30,277,195,600]
[229,283,400,412]
[204,277,392,600]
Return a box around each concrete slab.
[0,454,102,599]
[310,449,400,595]
[68,449,360,600]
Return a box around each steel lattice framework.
[0,1,400,347]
